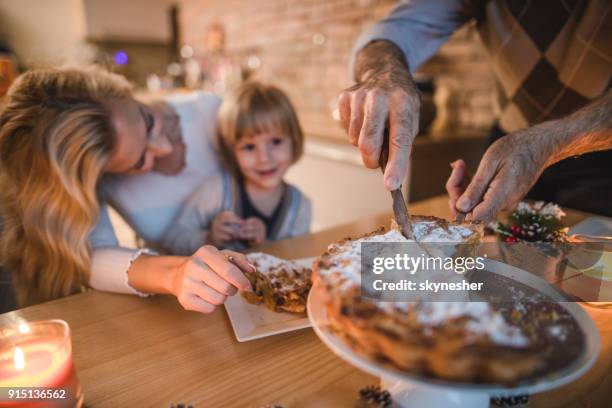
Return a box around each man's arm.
[340,0,474,190]
[354,40,411,84]
[449,90,612,221]
[546,90,612,165]
[351,0,474,76]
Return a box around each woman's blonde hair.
[217,81,304,177]
[0,67,132,306]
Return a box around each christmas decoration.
[492,201,569,243]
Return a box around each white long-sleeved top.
[88,91,223,295]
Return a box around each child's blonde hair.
[217,81,303,177]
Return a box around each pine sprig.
[493,201,568,243]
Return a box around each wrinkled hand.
[240,217,267,247]
[171,246,254,313]
[209,211,244,248]
[338,41,420,191]
[446,159,472,218]
[149,101,186,175]
[446,130,550,222]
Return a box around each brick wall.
[179,0,497,141]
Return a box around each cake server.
[379,127,414,239]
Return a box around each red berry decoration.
[493,202,568,243]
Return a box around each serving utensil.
[455,212,466,223]
[570,233,612,243]
[379,128,413,239]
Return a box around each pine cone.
[358,385,393,407]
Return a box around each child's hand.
[241,217,267,247]
[209,211,244,247]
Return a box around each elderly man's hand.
[338,40,420,191]
[446,129,552,222]
[447,89,612,222]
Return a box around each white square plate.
[224,257,315,342]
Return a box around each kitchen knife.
[455,212,466,223]
[379,127,414,239]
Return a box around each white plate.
[225,256,315,342]
[569,216,612,237]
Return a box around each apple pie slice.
[242,252,312,314]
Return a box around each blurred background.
[0,0,495,235]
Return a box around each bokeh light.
[113,51,129,65]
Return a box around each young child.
[163,82,311,255]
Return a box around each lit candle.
[0,320,83,408]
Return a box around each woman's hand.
[208,211,244,247]
[171,246,254,313]
[240,217,267,246]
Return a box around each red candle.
[0,320,82,408]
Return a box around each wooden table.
[1,196,610,407]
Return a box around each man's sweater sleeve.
[352,0,474,73]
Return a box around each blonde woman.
[0,67,253,310]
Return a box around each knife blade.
[379,127,414,239]
[455,212,466,223]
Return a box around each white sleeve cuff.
[90,247,158,297]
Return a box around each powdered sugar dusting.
[318,223,476,286]
[413,221,475,242]
[317,221,531,347]
[548,325,567,341]
[319,229,408,288]
[418,302,529,347]
[247,252,310,291]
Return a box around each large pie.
[313,215,584,384]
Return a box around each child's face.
[233,130,293,190]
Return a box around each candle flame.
[18,323,30,334]
[14,347,25,371]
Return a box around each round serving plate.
[307,259,600,408]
